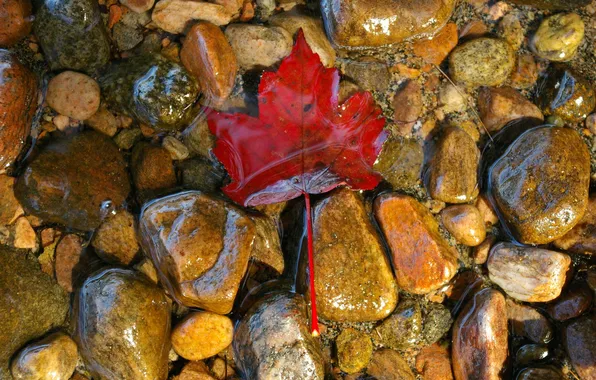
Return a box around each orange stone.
[415,343,454,380]
[412,23,458,66]
[374,194,459,294]
[0,0,32,46]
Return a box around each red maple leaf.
[208,29,387,335]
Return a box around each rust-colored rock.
[181,22,237,106]
[478,86,543,132]
[309,189,398,321]
[427,127,480,203]
[489,127,590,244]
[91,210,140,266]
[0,174,20,225]
[452,288,508,380]
[554,196,596,255]
[415,343,454,380]
[374,194,458,294]
[132,142,177,204]
[441,205,486,247]
[0,0,32,46]
[412,23,458,65]
[54,234,84,292]
[0,50,37,170]
[139,191,255,314]
[321,0,456,48]
[393,80,423,133]
[15,131,130,231]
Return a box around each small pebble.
[532,13,584,62]
[10,332,78,380]
[171,311,234,361]
[47,71,101,120]
[473,234,495,264]
[85,106,119,137]
[52,115,70,131]
[162,136,190,160]
[91,210,139,266]
[336,328,373,374]
[13,216,37,250]
[547,282,593,321]
[441,205,486,246]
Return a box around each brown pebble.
[54,234,84,292]
[547,282,593,321]
[0,0,33,46]
[171,312,234,361]
[441,205,486,246]
[46,71,100,121]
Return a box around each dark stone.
[507,0,590,10]
[563,315,596,380]
[15,131,131,231]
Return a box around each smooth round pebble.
[531,13,584,62]
[171,312,234,361]
[441,205,486,246]
[449,37,514,87]
[336,328,373,374]
[47,71,100,120]
[10,332,78,380]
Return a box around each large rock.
[76,268,171,380]
[374,194,458,294]
[452,288,508,380]
[427,127,480,204]
[320,0,455,48]
[0,50,37,170]
[139,191,255,314]
[531,13,584,62]
[564,315,596,380]
[308,189,398,321]
[99,55,199,131]
[234,292,325,379]
[489,126,590,244]
[488,243,571,302]
[15,131,130,231]
[0,0,32,46]
[0,246,69,379]
[34,0,110,72]
[554,196,596,255]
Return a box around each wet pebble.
[0,51,37,170]
[507,299,553,343]
[412,23,458,65]
[172,312,233,361]
[415,344,454,380]
[310,189,398,321]
[233,292,325,379]
[335,328,372,374]
[181,22,238,106]
[477,86,543,132]
[10,332,78,380]
[367,349,415,380]
[563,315,596,380]
[510,54,539,89]
[85,106,118,137]
[0,174,20,225]
[99,55,199,130]
[120,0,154,13]
[441,205,486,247]
[373,136,423,189]
[373,299,422,351]
[342,58,391,92]
[488,243,571,302]
[91,210,139,265]
[152,0,234,34]
[449,37,514,87]
[427,126,480,204]
[498,14,523,50]
[54,234,86,292]
[515,344,549,366]
[375,194,459,294]
[16,131,130,231]
[321,0,455,47]
[47,71,100,121]
[0,0,32,46]
[0,246,69,378]
[224,24,292,70]
[489,126,590,244]
[162,136,189,160]
[76,268,171,380]
[34,0,110,72]
[531,13,584,62]
[114,128,142,150]
[180,156,225,193]
[438,83,468,114]
[452,288,508,380]
[131,142,177,203]
[546,282,593,321]
[517,367,564,380]
[392,80,423,134]
[139,191,254,314]
[422,303,453,345]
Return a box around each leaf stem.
[304,193,320,337]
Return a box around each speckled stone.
[489,126,590,244]
[233,292,325,379]
[99,55,199,131]
[34,0,110,72]
[373,299,423,351]
[449,38,514,87]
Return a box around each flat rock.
[76,268,171,380]
[0,51,37,170]
[0,246,69,379]
[373,136,423,189]
[269,7,336,67]
[488,242,570,302]
[373,299,422,351]
[15,131,130,231]
[152,0,234,34]
[320,0,455,48]
[489,126,590,244]
[34,0,110,72]
[234,292,325,379]
[478,86,544,132]
[309,189,398,321]
[564,315,596,380]
[139,191,255,314]
[131,142,177,204]
[10,332,78,380]
[554,196,596,255]
[452,288,508,380]
[507,299,554,343]
[427,126,480,204]
[91,210,139,265]
[374,194,458,294]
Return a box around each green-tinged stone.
[34,0,110,72]
[99,55,199,131]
